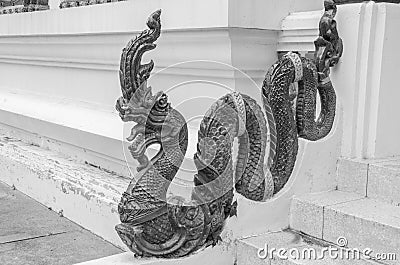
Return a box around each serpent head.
[115,8,185,170]
[314,37,335,80]
[116,81,185,170]
[315,0,343,81]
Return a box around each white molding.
[278,10,322,52]
[0,0,323,36]
[228,0,322,30]
[0,0,229,36]
[0,25,279,176]
[0,28,277,78]
[281,10,323,30]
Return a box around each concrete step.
[0,133,233,264]
[74,242,234,265]
[0,182,123,265]
[0,89,202,181]
[0,134,129,248]
[237,230,382,265]
[79,229,382,265]
[337,157,400,206]
[0,130,201,247]
[290,191,400,265]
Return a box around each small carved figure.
[315,0,344,80]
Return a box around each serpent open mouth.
[128,130,159,158]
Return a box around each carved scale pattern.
[115,0,343,258]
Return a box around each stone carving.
[59,0,123,9]
[0,0,21,7]
[115,0,343,258]
[0,0,48,14]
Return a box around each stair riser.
[337,158,400,206]
[74,245,235,265]
[237,236,380,265]
[323,206,400,265]
[337,159,368,197]
[367,164,400,206]
[0,137,127,249]
[0,154,125,249]
[291,192,400,265]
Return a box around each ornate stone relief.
[59,0,123,9]
[114,0,343,258]
[0,0,48,14]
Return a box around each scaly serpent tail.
[115,0,342,258]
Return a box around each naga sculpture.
[115,0,343,258]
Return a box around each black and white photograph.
[0,0,398,264]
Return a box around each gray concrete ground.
[0,181,123,265]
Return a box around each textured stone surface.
[0,182,122,265]
[237,230,380,265]
[0,182,78,243]
[0,135,129,248]
[237,231,307,265]
[367,158,400,206]
[290,191,400,265]
[290,197,324,239]
[337,159,368,196]
[337,157,400,206]
[75,243,234,265]
[323,198,400,265]
[0,231,122,265]
[290,191,363,238]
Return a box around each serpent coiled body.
[115,1,342,258]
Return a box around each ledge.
[278,10,322,52]
[0,22,279,177]
[0,0,229,36]
[0,89,201,180]
[336,0,400,3]
[0,0,326,36]
[0,134,127,248]
[74,246,234,265]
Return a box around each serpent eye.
[157,94,168,109]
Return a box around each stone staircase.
[3,124,399,265]
[3,126,400,265]
[237,158,400,264]
[237,230,382,265]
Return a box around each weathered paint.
[0,135,128,248]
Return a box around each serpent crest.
[115,0,343,258]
